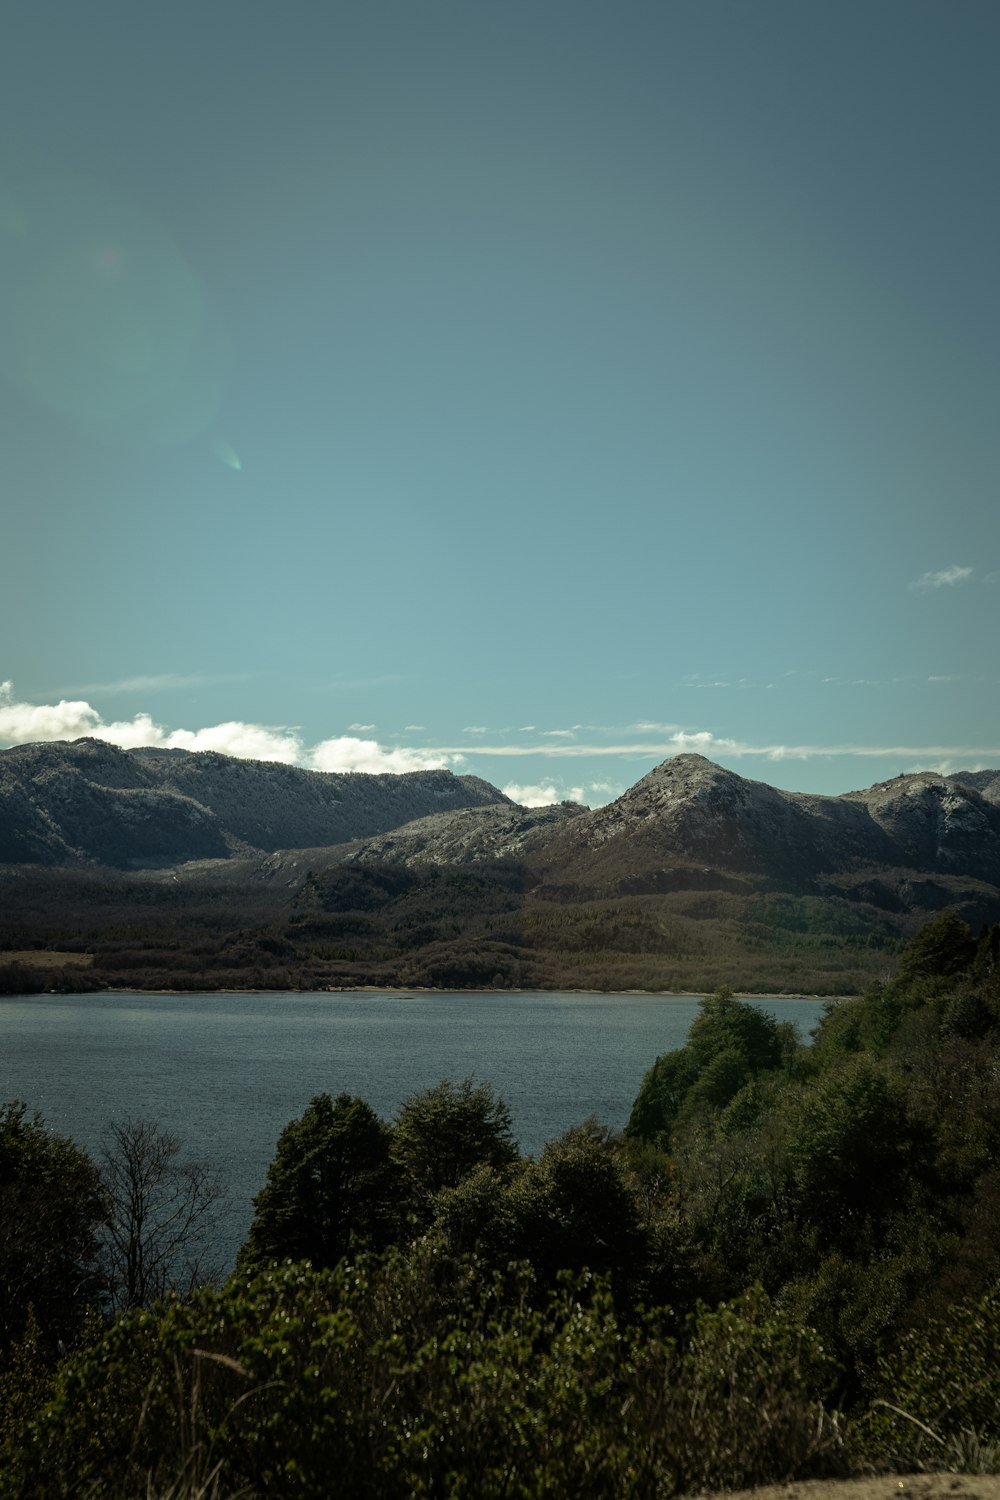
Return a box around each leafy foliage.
[852,1281,1000,1471]
[0,1103,105,1360]
[393,1077,519,1202]
[1,1255,843,1499]
[238,1094,401,1272]
[627,987,794,1141]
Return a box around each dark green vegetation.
[3,910,1000,1496]
[0,857,905,996]
[4,742,1000,996]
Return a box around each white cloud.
[64,672,249,697]
[348,722,376,732]
[404,724,425,732]
[541,728,576,738]
[0,682,451,773]
[502,781,589,807]
[0,684,305,763]
[909,565,973,591]
[434,730,1000,764]
[502,782,560,807]
[0,681,101,742]
[904,760,960,777]
[154,722,303,761]
[309,736,462,775]
[5,682,999,788]
[463,725,488,734]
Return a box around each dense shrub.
[0,1255,843,1500]
[852,1281,1000,1473]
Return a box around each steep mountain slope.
[844,773,1000,881]
[0,739,510,868]
[132,747,508,851]
[0,741,231,867]
[337,801,587,868]
[949,769,1000,807]
[529,755,1000,898]
[4,749,999,996]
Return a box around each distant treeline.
[0,857,905,997]
[1,910,1000,1495]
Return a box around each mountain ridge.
[0,737,510,867]
[4,742,999,996]
[2,741,999,928]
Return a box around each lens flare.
[0,176,228,448]
[211,437,242,471]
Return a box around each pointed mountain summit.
[530,754,1000,896]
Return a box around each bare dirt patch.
[703,1475,1000,1500]
[4,950,94,968]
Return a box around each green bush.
[852,1280,1000,1473]
[2,1253,846,1500]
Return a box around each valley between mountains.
[2,738,999,996]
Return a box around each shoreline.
[28,985,848,1002]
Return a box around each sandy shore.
[703,1475,1000,1500]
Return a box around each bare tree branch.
[99,1119,224,1313]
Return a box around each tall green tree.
[238,1094,400,1272]
[627,989,794,1143]
[0,1102,104,1359]
[393,1077,519,1209]
[897,910,976,985]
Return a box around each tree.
[99,1118,224,1313]
[393,1077,519,1207]
[627,1047,700,1143]
[507,1120,647,1287]
[238,1093,400,1272]
[627,990,792,1143]
[971,922,1000,983]
[897,910,976,985]
[0,1101,104,1358]
[428,1120,653,1301]
[778,1056,914,1231]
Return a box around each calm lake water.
[0,989,829,1269]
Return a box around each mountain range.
[2,739,999,995]
[4,737,999,901]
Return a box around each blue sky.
[2,1,998,806]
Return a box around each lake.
[0,989,829,1269]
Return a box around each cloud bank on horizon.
[2,682,998,805]
[0,681,458,776]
